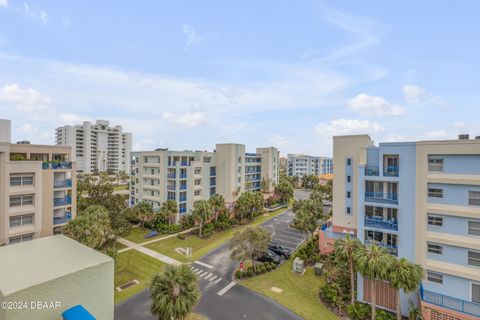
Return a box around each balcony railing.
[323,230,356,240]
[54,179,72,189]
[383,166,399,177]
[53,195,72,207]
[53,212,72,225]
[421,289,480,318]
[365,192,398,204]
[167,185,176,191]
[210,171,216,177]
[365,240,398,256]
[42,161,72,170]
[167,173,176,179]
[179,173,187,179]
[179,207,187,214]
[179,185,187,190]
[365,166,379,176]
[364,216,398,231]
[167,196,176,201]
[179,196,187,202]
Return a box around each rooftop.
[0,235,112,297]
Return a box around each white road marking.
[282,230,305,237]
[273,237,300,246]
[209,275,217,282]
[194,261,213,269]
[204,273,213,280]
[199,271,209,277]
[217,281,236,296]
[194,269,204,275]
[277,233,304,241]
[191,267,198,272]
[214,277,222,284]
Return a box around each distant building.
[0,119,76,245]
[320,134,480,319]
[287,154,333,178]
[55,120,132,174]
[130,144,279,222]
[318,173,333,185]
[279,157,287,171]
[0,235,114,320]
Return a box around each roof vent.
[458,134,469,140]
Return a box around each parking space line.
[210,276,217,282]
[190,267,197,271]
[277,233,304,241]
[194,261,213,269]
[194,269,204,275]
[204,273,213,280]
[274,236,301,245]
[217,281,236,296]
[214,277,222,284]
[272,239,299,249]
[199,271,209,277]
[282,230,305,237]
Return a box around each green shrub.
[235,270,242,279]
[247,270,253,277]
[247,266,253,272]
[320,282,340,305]
[260,266,266,273]
[265,264,272,271]
[177,233,187,240]
[376,310,396,320]
[201,223,215,236]
[347,302,371,320]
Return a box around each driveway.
[115,202,307,320]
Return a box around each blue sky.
[0,0,479,156]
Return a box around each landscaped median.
[240,259,338,320]
[144,207,288,262]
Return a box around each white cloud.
[347,93,405,116]
[13,2,48,24]
[17,123,37,134]
[181,24,203,46]
[269,134,292,149]
[403,84,426,104]
[162,111,207,128]
[0,83,51,111]
[0,0,7,8]
[314,118,381,137]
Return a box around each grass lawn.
[186,314,208,320]
[123,227,161,244]
[145,207,288,262]
[241,259,338,320]
[115,241,128,250]
[114,250,166,304]
[113,184,128,191]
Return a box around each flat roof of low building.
[0,235,112,297]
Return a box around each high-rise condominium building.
[0,119,77,245]
[130,144,279,222]
[287,153,333,177]
[320,134,480,320]
[55,120,132,174]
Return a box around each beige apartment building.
[130,144,279,222]
[0,119,76,245]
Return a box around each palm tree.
[150,264,200,320]
[161,200,178,225]
[354,244,393,320]
[334,234,361,305]
[191,200,212,237]
[389,258,424,320]
[208,194,225,223]
[133,201,155,230]
[229,227,271,272]
[235,191,262,223]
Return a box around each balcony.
[421,289,480,318]
[324,230,356,240]
[364,216,398,231]
[179,207,187,214]
[167,173,176,179]
[365,166,379,176]
[179,173,187,179]
[179,196,187,202]
[210,171,216,177]
[179,185,187,190]
[365,240,398,256]
[53,195,72,206]
[42,161,72,170]
[180,161,190,166]
[383,166,399,177]
[365,192,398,204]
[54,179,72,189]
[167,185,176,191]
[53,212,72,225]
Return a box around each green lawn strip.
[186,313,208,320]
[114,250,166,304]
[145,207,288,262]
[113,184,128,191]
[240,260,338,320]
[115,241,128,250]
[123,227,162,244]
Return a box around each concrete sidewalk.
[117,237,181,266]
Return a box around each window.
[469,221,480,236]
[427,243,443,255]
[194,167,201,174]
[9,214,33,228]
[203,157,211,163]
[468,251,480,267]
[427,271,443,284]
[9,233,34,244]
[428,158,444,172]
[347,191,351,198]
[10,175,34,187]
[346,207,351,214]
[428,188,443,198]
[195,179,201,186]
[427,215,443,227]
[473,283,480,303]
[9,195,33,207]
[469,191,480,206]
[347,158,352,166]
[194,190,201,196]
[347,175,351,183]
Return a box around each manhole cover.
[116,279,139,291]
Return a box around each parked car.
[268,243,291,258]
[256,250,282,265]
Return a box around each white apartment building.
[55,120,132,174]
[287,153,333,178]
[130,144,279,222]
[0,119,77,245]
